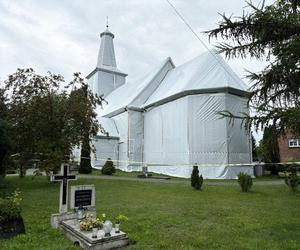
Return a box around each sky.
[0,0,274,139]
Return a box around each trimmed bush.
[191,165,203,190]
[238,172,253,192]
[101,158,116,175]
[285,167,300,192]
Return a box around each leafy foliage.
[191,165,203,190]
[284,165,300,192]
[0,89,11,177]
[4,69,105,175]
[101,158,116,175]
[238,172,253,192]
[115,214,129,224]
[207,0,300,136]
[0,190,22,222]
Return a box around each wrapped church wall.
[188,93,252,179]
[112,112,128,170]
[127,110,144,171]
[144,97,190,176]
[91,137,119,168]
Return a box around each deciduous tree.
[4,69,104,176]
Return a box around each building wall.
[91,137,119,167]
[278,131,300,162]
[88,70,126,98]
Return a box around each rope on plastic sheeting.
[76,156,300,168]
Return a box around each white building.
[86,27,253,179]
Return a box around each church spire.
[97,25,117,68]
[87,23,127,98]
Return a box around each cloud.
[0,0,274,86]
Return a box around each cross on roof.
[51,164,76,213]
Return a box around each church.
[85,27,253,179]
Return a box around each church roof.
[144,51,249,107]
[97,51,250,117]
[97,57,173,117]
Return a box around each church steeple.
[97,28,117,68]
[87,25,127,98]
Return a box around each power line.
[164,0,238,83]
[165,0,212,54]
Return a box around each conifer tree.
[191,165,203,190]
[207,0,300,136]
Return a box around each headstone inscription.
[50,164,77,213]
[70,185,95,209]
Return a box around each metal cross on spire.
[106,16,109,29]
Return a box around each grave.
[50,163,129,249]
[60,219,129,250]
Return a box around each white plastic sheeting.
[111,112,128,170]
[144,93,252,179]
[145,52,249,106]
[97,117,119,137]
[89,51,253,179]
[97,58,173,117]
[91,137,119,167]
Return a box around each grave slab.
[60,219,129,250]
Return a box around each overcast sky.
[0,0,275,140]
[0,0,275,82]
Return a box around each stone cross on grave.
[51,164,77,214]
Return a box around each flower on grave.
[79,214,104,231]
[79,220,93,231]
[115,214,129,224]
[92,218,103,229]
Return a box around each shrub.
[191,165,203,190]
[0,190,22,222]
[238,172,253,192]
[285,166,300,192]
[101,158,116,175]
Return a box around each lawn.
[1,177,300,250]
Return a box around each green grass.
[1,177,300,250]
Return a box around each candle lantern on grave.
[103,220,113,237]
[77,204,84,220]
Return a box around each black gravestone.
[74,190,92,207]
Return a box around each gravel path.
[78,174,285,186]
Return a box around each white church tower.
[87,25,127,97]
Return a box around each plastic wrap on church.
[144,94,252,179]
[86,28,253,179]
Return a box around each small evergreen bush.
[101,158,116,175]
[285,166,300,192]
[237,172,253,192]
[191,165,203,190]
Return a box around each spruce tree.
[207,0,300,136]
